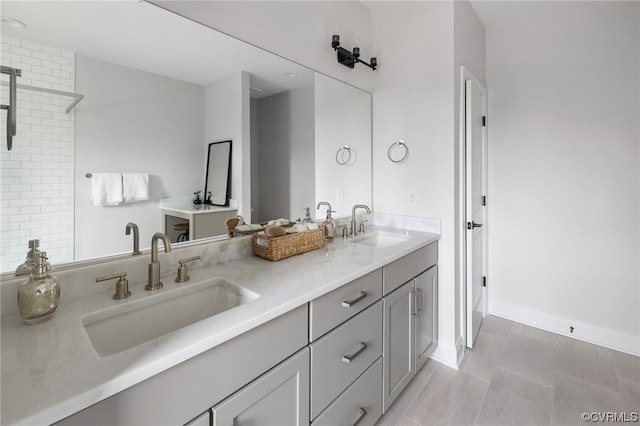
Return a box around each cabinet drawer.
[383,242,437,295]
[310,300,383,419]
[312,357,382,426]
[310,268,382,341]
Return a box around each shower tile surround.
[0,214,440,425]
[0,36,75,272]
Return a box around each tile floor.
[376,316,640,426]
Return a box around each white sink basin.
[82,278,259,357]
[354,231,413,248]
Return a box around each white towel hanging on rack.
[123,173,149,202]
[91,173,123,206]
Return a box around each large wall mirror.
[0,1,372,274]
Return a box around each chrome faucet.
[351,204,371,236]
[125,222,141,256]
[146,232,172,291]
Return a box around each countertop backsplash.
[0,213,440,318]
[0,235,254,318]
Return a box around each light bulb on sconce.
[330,34,377,71]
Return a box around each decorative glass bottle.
[322,210,337,240]
[18,252,60,324]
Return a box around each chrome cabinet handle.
[351,408,367,426]
[342,342,367,363]
[342,291,367,308]
[416,288,424,314]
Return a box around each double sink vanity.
[1,217,439,426]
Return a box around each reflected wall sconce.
[331,35,377,71]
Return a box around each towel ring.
[336,145,352,165]
[387,140,409,164]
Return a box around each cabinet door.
[415,266,438,372]
[382,280,415,412]
[212,348,309,426]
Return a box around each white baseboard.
[430,339,460,369]
[489,300,640,356]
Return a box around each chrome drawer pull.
[342,342,367,363]
[351,408,367,426]
[342,291,367,308]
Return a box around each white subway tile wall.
[1,36,75,273]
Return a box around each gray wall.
[254,85,315,222]
[75,55,204,260]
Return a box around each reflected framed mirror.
[204,140,232,206]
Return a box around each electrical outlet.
[408,190,417,206]
[336,187,344,202]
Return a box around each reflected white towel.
[92,173,123,206]
[122,173,149,202]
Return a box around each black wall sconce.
[331,35,377,71]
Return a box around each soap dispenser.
[317,202,336,240]
[303,207,314,224]
[15,239,50,277]
[323,210,337,240]
[18,252,60,324]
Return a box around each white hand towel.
[91,173,123,206]
[122,173,149,202]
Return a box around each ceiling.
[1,1,313,98]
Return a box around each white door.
[465,77,488,348]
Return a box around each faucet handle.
[175,256,201,283]
[96,272,131,300]
[359,220,368,234]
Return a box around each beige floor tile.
[555,336,619,394]
[478,315,515,339]
[476,368,553,426]
[398,416,421,426]
[619,379,640,412]
[497,324,558,386]
[460,332,507,382]
[375,360,439,426]
[404,366,489,426]
[552,373,624,426]
[613,351,640,385]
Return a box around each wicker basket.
[253,227,325,261]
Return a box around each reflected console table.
[160,199,237,243]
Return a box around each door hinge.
[482,276,487,287]
[482,195,486,206]
[482,116,487,127]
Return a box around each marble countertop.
[1,226,439,425]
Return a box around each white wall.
[75,55,204,260]
[205,71,251,220]
[315,73,372,218]
[0,36,75,271]
[370,1,458,364]
[454,0,486,355]
[153,0,373,93]
[486,1,640,353]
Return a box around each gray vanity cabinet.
[382,280,415,412]
[382,242,438,412]
[308,269,384,425]
[415,265,438,371]
[212,348,310,426]
[185,411,211,426]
